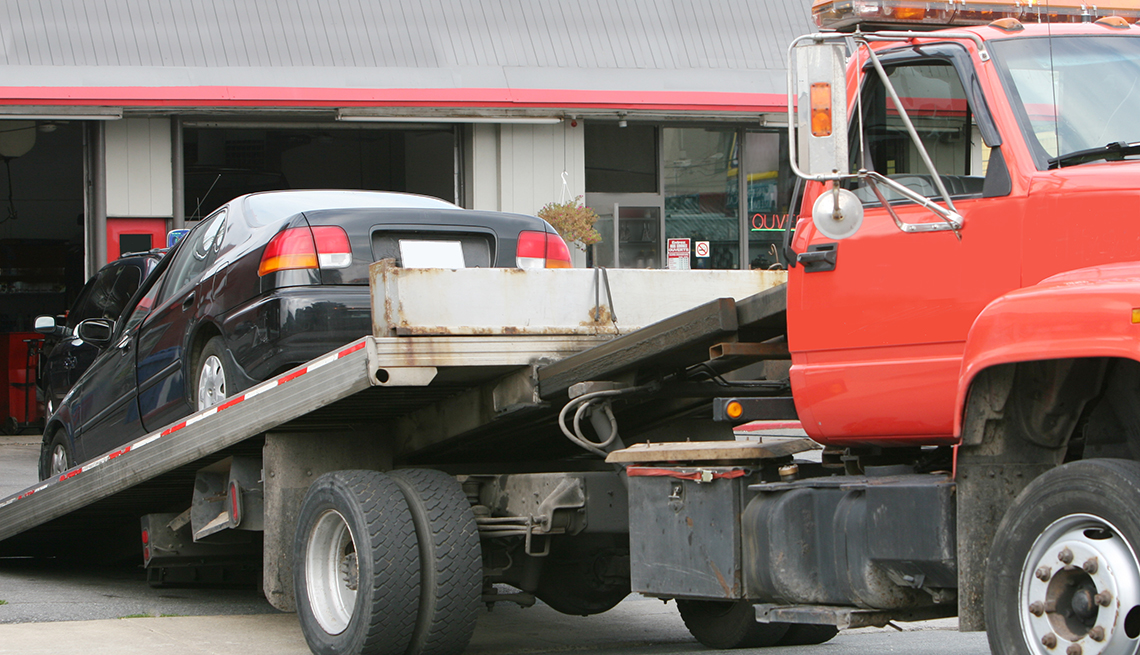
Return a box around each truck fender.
[954,262,1140,436]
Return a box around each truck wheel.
[294,470,420,655]
[986,459,1140,655]
[39,430,73,480]
[777,623,839,645]
[676,599,789,649]
[389,469,482,655]
[194,336,232,411]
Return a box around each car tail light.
[516,231,573,269]
[259,226,352,276]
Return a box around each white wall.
[471,121,588,265]
[106,118,173,217]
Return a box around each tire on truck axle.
[389,468,483,655]
[294,470,421,655]
[986,458,1140,655]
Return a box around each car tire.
[389,469,482,655]
[193,336,233,411]
[985,459,1140,655]
[676,599,789,649]
[39,430,74,481]
[294,470,421,655]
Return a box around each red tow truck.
[720,1,1140,652]
[6,2,1140,655]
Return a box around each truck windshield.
[990,36,1140,169]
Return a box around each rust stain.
[579,305,613,328]
[709,560,733,598]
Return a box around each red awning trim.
[0,86,786,113]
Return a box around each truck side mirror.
[793,41,849,178]
[76,319,115,348]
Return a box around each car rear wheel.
[39,431,73,480]
[194,336,231,411]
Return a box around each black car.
[34,251,165,417]
[39,190,573,479]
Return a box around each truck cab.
[789,5,1140,449]
[782,2,1140,652]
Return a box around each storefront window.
[664,127,738,270]
[743,131,795,270]
[585,124,658,193]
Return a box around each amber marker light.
[810,83,833,137]
[726,401,744,420]
[1132,308,1140,324]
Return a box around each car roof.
[237,189,459,226]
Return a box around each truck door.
[788,45,1023,443]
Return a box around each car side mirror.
[76,319,115,348]
[34,315,71,338]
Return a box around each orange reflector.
[810,83,833,137]
[893,6,926,20]
[1132,308,1140,324]
[726,401,744,420]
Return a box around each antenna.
[191,173,222,221]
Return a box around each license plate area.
[372,231,493,268]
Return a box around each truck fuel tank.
[743,470,957,610]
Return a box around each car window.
[91,264,142,321]
[122,271,163,334]
[158,209,226,305]
[67,278,99,326]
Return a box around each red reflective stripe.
[279,368,308,383]
[218,395,245,412]
[0,86,786,113]
[59,470,80,481]
[162,421,187,436]
[338,342,366,358]
[625,467,747,481]
[108,446,130,460]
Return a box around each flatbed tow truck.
[11,2,1140,655]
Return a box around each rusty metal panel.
[629,469,759,600]
[371,262,786,336]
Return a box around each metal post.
[92,121,107,270]
[172,116,185,230]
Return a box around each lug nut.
[1037,566,1053,581]
[1089,626,1106,642]
[1059,548,1074,565]
[1096,590,1114,607]
[1083,558,1099,574]
[1029,601,1045,617]
[1067,644,1082,655]
[1042,633,1058,649]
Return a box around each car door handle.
[182,293,195,311]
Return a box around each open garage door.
[182,123,457,219]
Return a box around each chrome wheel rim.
[1020,513,1140,655]
[306,509,358,635]
[49,444,68,477]
[197,354,226,410]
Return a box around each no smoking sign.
[695,241,710,258]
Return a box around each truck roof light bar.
[814,0,1140,32]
